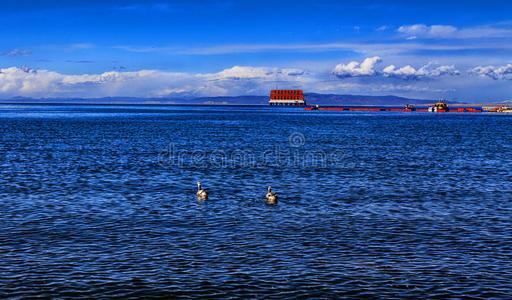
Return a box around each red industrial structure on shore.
[269,89,306,106]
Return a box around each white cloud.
[382,65,419,78]
[470,64,512,80]
[383,63,460,79]
[458,26,512,38]
[332,57,459,80]
[398,24,457,38]
[211,66,304,80]
[2,49,32,56]
[398,24,512,39]
[0,66,309,98]
[428,65,460,76]
[332,56,381,77]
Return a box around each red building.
[269,89,306,106]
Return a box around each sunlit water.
[0,104,511,298]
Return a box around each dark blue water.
[1,104,511,298]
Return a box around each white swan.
[196,182,208,200]
[265,186,277,204]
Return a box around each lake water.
[0,104,511,298]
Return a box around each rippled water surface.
[1,104,511,298]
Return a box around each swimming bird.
[265,185,277,204]
[196,182,208,200]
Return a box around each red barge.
[303,100,483,113]
[304,105,482,113]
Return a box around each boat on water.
[483,105,512,113]
[428,99,449,112]
[405,104,416,111]
[498,106,512,113]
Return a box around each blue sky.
[1,0,512,101]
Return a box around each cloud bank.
[332,57,460,80]
[383,64,460,79]
[0,59,510,101]
[470,64,512,80]
[0,66,309,98]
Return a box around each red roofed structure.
[269,89,306,106]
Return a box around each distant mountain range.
[1,94,455,105]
